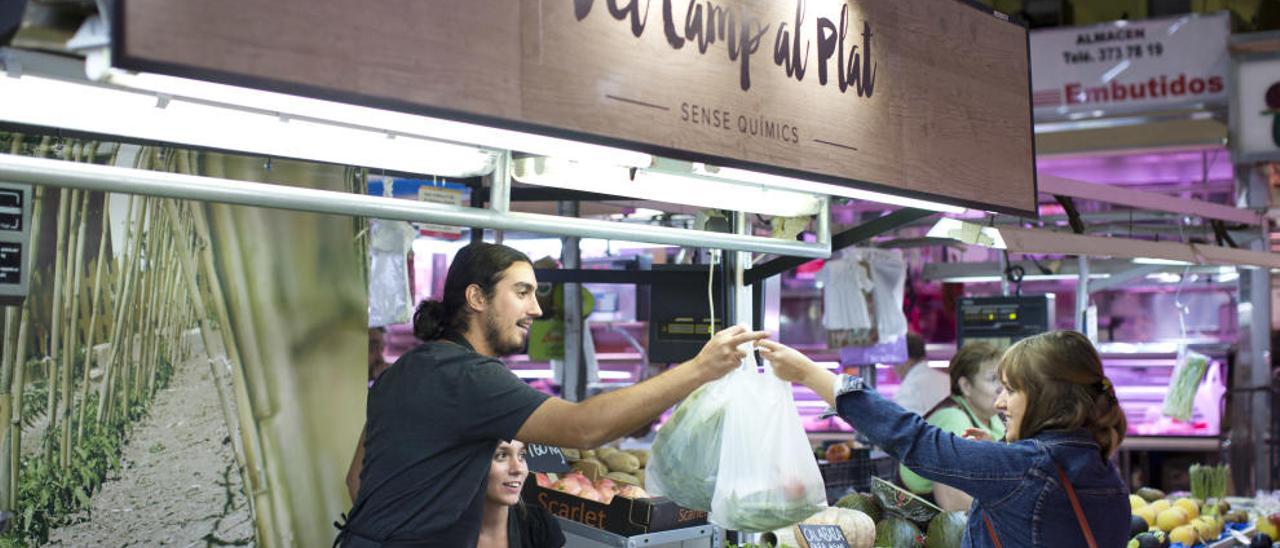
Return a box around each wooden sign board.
[115,0,1036,216]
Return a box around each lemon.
[1135,505,1157,527]
[1156,507,1188,532]
[1150,499,1172,514]
[1257,513,1280,540]
[1174,498,1200,520]
[1191,517,1216,542]
[1130,494,1147,510]
[1169,524,1199,546]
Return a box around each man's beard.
[484,313,526,357]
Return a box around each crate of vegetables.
[523,470,708,536]
[818,445,875,493]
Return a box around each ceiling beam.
[1039,174,1262,226]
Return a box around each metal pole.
[0,153,831,259]
[489,151,510,245]
[1231,163,1272,492]
[1075,256,1089,332]
[559,201,584,403]
[998,251,1011,297]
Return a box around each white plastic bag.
[646,374,736,512]
[709,358,827,532]
[367,220,416,327]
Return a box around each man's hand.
[755,339,816,384]
[691,325,770,382]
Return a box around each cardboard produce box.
[522,482,707,536]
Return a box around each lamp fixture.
[97,67,654,170]
[511,156,825,218]
[1131,257,1195,266]
[694,164,967,214]
[925,218,1006,248]
[0,73,497,177]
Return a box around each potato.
[602,452,641,474]
[562,448,581,461]
[571,458,608,481]
[581,449,597,460]
[625,449,649,467]
[605,471,641,486]
[596,447,620,460]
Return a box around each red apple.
[594,478,617,494]
[551,479,581,496]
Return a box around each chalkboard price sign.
[797,524,850,548]
[524,443,569,473]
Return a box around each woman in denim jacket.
[759,330,1130,548]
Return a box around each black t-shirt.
[508,504,566,548]
[340,338,550,547]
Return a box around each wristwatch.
[833,373,868,399]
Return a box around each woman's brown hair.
[999,330,1127,458]
[948,342,1003,396]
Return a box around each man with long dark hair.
[339,242,766,547]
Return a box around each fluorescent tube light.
[100,69,653,169]
[926,218,1006,248]
[512,156,824,217]
[694,164,967,214]
[1132,257,1195,266]
[0,74,496,177]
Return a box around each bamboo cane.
[45,187,71,451]
[154,207,178,391]
[0,307,15,509]
[140,206,173,398]
[0,139,22,508]
[163,198,263,529]
[59,191,89,468]
[8,138,51,507]
[76,194,110,446]
[129,198,161,410]
[96,195,143,424]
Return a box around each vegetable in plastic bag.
[1162,348,1209,421]
[646,376,734,511]
[709,360,827,532]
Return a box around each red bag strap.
[1055,463,1099,548]
[979,464,1098,548]
[982,512,1003,548]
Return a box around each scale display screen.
[957,295,1056,351]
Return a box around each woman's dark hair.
[999,330,1127,458]
[948,342,1002,396]
[413,242,532,341]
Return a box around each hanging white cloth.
[816,251,872,331]
[867,248,908,342]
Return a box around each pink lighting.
[1036,148,1233,189]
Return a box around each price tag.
[797,524,849,548]
[524,443,569,473]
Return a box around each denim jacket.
[836,388,1130,547]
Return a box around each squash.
[924,511,966,548]
[802,507,876,548]
[836,492,883,524]
[876,515,924,548]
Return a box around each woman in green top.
[899,342,1005,512]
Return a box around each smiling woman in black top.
[477,440,564,548]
